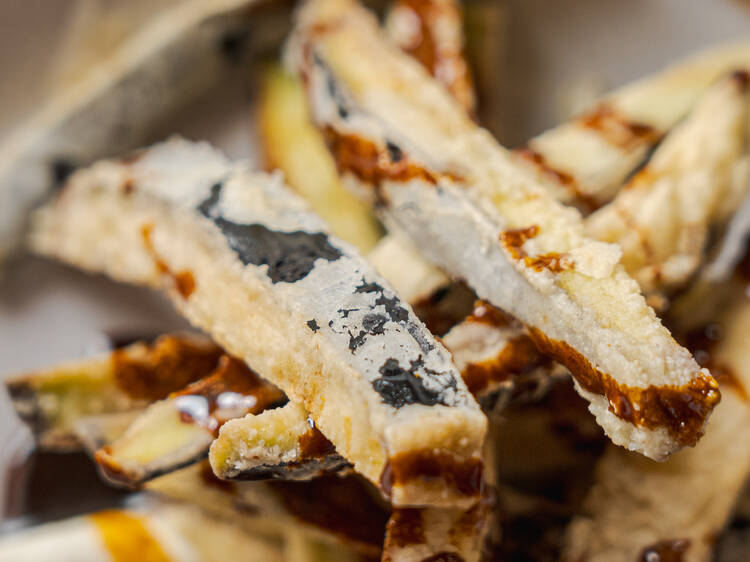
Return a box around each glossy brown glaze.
[465,300,510,328]
[461,335,543,397]
[269,474,389,550]
[380,451,483,498]
[524,252,572,273]
[111,335,222,402]
[499,225,540,260]
[141,224,196,299]
[387,508,425,547]
[499,227,574,273]
[638,538,691,562]
[579,104,660,150]
[173,355,286,436]
[451,496,491,543]
[174,271,196,299]
[393,0,476,116]
[461,300,546,396]
[527,328,720,446]
[324,128,439,206]
[515,147,577,188]
[386,499,487,558]
[514,147,598,212]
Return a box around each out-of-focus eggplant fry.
[72,410,144,454]
[282,531,370,562]
[383,440,496,562]
[4,333,222,451]
[714,481,750,562]
[668,194,750,330]
[564,281,750,562]
[258,65,382,253]
[0,0,264,266]
[586,71,750,296]
[94,356,285,487]
[147,462,389,558]
[382,501,491,562]
[0,498,285,562]
[442,301,567,408]
[385,0,476,116]
[29,138,485,508]
[51,0,185,88]
[519,41,750,211]
[481,380,607,561]
[210,401,347,482]
[290,0,717,461]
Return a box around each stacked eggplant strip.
[27,137,486,508]
[258,65,383,254]
[288,0,724,461]
[0,494,347,562]
[0,0,268,266]
[435,70,750,403]
[228,10,744,552]
[95,356,286,486]
[5,335,288,486]
[5,334,222,451]
[585,72,750,297]
[382,503,491,562]
[147,462,389,559]
[564,273,750,562]
[521,40,750,211]
[251,17,750,555]
[14,1,499,506]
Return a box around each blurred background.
[1,0,750,529]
